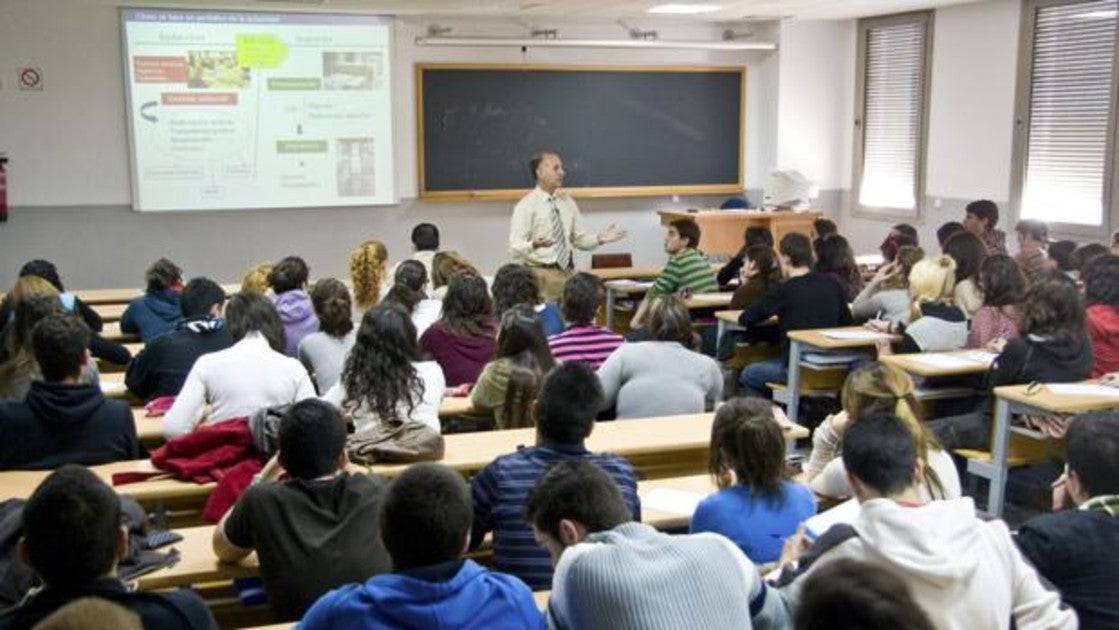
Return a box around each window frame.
[851,10,934,222]
[1009,0,1119,240]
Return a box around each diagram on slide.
[122,10,395,211]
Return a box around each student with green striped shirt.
[631,219,718,328]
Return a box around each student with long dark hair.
[120,257,183,342]
[419,273,497,386]
[717,226,774,286]
[381,260,441,337]
[471,305,557,429]
[163,292,315,439]
[690,397,815,563]
[297,278,355,393]
[325,303,444,434]
[942,231,987,316]
[967,254,1024,349]
[815,234,863,302]
[930,271,1093,449]
[1084,254,1119,377]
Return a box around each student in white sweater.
[597,296,721,419]
[163,293,315,439]
[804,362,960,501]
[779,414,1075,630]
[322,303,444,434]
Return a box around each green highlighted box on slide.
[267,78,322,90]
[236,34,288,68]
[276,140,328,153]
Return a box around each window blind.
[858,18,928,213]
[1021,0,1117,226]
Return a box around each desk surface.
[787,326,897,350]
[138,474,719,591]
[92,303,127,322]
[75,284,241,306]
[589,267,662,281]
[880,350,996,377]
[716,310,742,325]
[994,382,1119,414]
[102,322,140,343]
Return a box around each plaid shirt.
[1080,494,1119,516]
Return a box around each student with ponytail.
[868,255,968,354]
[297,278,356,393]
[804,362,960,501]
[349,239,389,314]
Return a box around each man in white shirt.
[509,152,626,300]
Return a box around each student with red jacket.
[1084,255,1119,377]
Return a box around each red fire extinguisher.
[0,156,8,222]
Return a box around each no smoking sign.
[18,67,42,91]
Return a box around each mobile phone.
[145,530,184,550]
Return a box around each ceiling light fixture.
[647,3,722,14]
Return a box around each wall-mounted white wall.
[0,1,780,288]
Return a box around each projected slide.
[121,10,394,211]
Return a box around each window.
[1012,0,1118,234]
[852,12,933,219]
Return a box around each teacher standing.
[509,151,626,301]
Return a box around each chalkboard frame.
[416,63,745,201]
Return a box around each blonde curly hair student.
[803,361,960,501]
[350,239,389,313]
[241,262,273,295]
[869,255,968,354]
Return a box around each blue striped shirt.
[469,443,641,590]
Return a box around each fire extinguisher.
[0,156,8,222]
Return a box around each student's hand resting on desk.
[446,383,472,397]
[1100,372,1119,388]
[865,318,892,334]
[986,338,1008,354]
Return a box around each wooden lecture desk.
[976,382,1119,517]
[880,350,995,402]
[137,474,720,591]
[657,209,820,258]
[74,283,241,306]
[102,321,140,343]
[782,327,898,423]
[92,302,127,323]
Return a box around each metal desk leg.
[716,318,727,351]
[605,286,617,331]
[986,397,1012,517]
[786,340,803,423]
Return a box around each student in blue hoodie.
[269,256,319,357]
[300,462,543,629]
[120,258,183,342]
[0,313,139,470]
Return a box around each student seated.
[716,225,774,286]
[0,314,139,470]
[966,255,1024,349]
[737,232,852,398]
[388,222,441,291]
[793,558,934,630]
[1014,219,1053,283]
[929,272,1093,450]
[812,218,838,260]
[631,219,718,328]
[869,256,968,354]
[471,305,556,429]
[547,272,623,369]
[268,255,318,357]
[323,304,444,434]
[350,239,389,314]
[962,198,1008,255]
[935,221,964,249]
[803,362,960,501]
[850,245,922,327]
[878,223,919,263]
[598,296,721,419]
[419,273,497,387]
[240,261,273,295]
[1,278,99,402]
[527,460,788,630]
[778,414,1076,630]
[717,244,784,359]
[213,399,392,622]
[1048,239,1078,277]
[300,463,542,629]
[430,251,477,300]
[491,263,564,336]
[125,277,231,401]
[690,397,816,563]
[1016,412,1119,628]
[163,293,315,439]
[469,362,640,589]
[815,234,863,302]
[297,278,355,393]
[942,231,987,317]
[382,260,441,337]
[1072,242,1110,275]
[1083,255,1119,377]
[120,258,183,342]
[0,465,215,629]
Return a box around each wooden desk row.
[134,474,719,592]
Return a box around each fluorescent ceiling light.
[647,4,722,14]
[414,36,774,51]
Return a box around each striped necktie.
[549,197,572,270]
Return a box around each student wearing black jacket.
[928,271,1093,450]
[716,226,774,287]
[0,314,139,471]
[125,278,231,400]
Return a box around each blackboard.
[417,65,744,200]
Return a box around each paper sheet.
[907,354,982,370]
[804,498,860,539]
[959,351,998,364]
[1045,384,1119,398]
[821,330,887,340]
[689,293,732,302]
[100,379,127,396]
[642,488,705,517]
[606,280,654,289]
